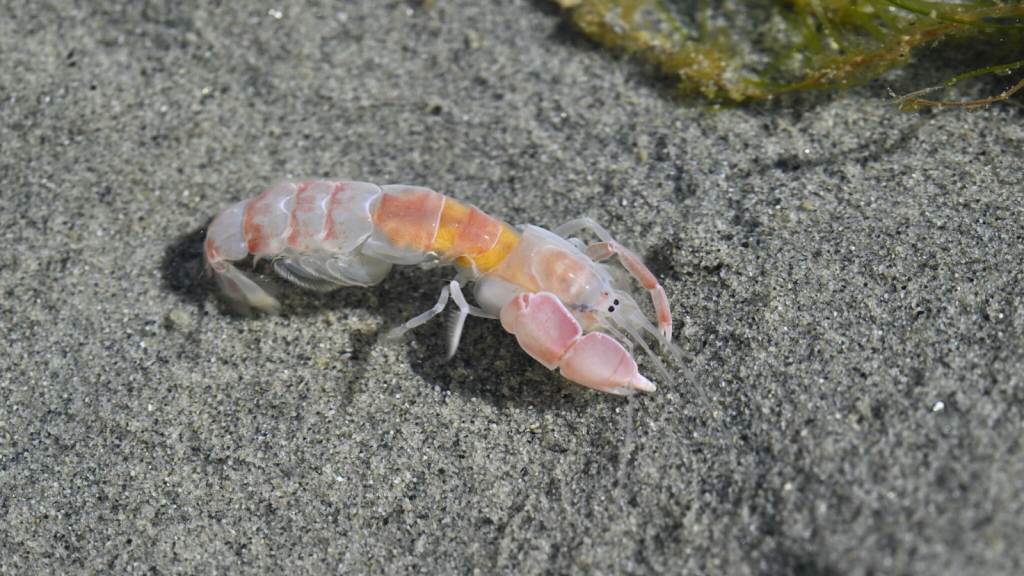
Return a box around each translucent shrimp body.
[204,181,681,395]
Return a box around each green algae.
[549,0,1024,109]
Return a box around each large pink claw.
[500,292,656,395]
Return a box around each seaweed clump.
[551,0,1024,109]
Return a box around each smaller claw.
[584,241,673,342]
[500,292,655,395]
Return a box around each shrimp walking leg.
[446,281,495,359]
[382,280,492,355]
[382,283,452,344]
[552,217,614,243]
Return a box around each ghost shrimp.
[204,181,685,395]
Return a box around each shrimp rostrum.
[204,181,685,395]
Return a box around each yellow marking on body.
[427,198,521,273]
[468,223,520,272]
[429,198,471,255]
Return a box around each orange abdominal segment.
[432,198,471,253]
[372,187,445,252]
[470,222,519,273]
[448,205,500,258]
[431,198,520,273]
[374,189,520,274]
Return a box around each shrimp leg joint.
[204,181,687,395]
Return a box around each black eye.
[607,306,615,312]
[613,299,619,305]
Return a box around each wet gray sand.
[1,1,1022,574]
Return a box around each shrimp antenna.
[611,300,713,418]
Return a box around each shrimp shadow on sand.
[159,226,606,411]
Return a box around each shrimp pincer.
[204,181,685,395]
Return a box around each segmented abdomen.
[203,181,522,311]
[242,181,380,257]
